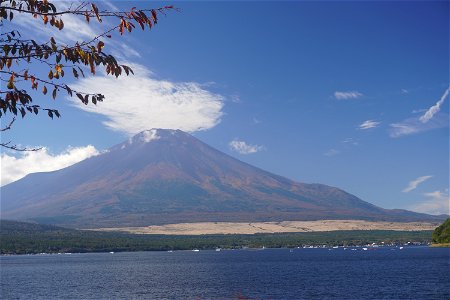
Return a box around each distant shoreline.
[1,220,437,255]
[92,220,439,235]
[430,243,450,248]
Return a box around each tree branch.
[0,117,15,131]
[0,141,42,152]
[0,117,41,151]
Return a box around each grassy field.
[95,220,438,235]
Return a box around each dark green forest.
[432,218,450,244]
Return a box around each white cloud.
[118,43,142,58]
[0,146,99,186]
[402,175,433,193]
[391,88,450,138]
[419,87,450,123]
[358,120,381,130]
[230,94,241,103]
[69,63,224,135]
[324,149,339,157]
[411,190,450,215]
[389,114,449,138]
[341,137,359,146]
[140,129,160,143]
[411,108,427,114]
[401,89,409,94]
[334,91,363,100]
[229,139,263,155]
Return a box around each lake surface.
[1,247,449,299]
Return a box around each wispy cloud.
[229,139,264,155]
[389,114,448,138]
[69,63,224,135]
[390,87,450,138]
[411,190,449,215]
[411,108,427,114]
[1,146,99,186]
[334,91,363,100]
[324,149,339,157]
[419,87,450,123]
[341,137,359,146]
[358,120,381,130]
[230,94,241,103]
[402,175,433,193]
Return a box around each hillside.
[432,218,450,245]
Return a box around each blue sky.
[1,1,449,214]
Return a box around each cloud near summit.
[229,139,264,155]
[69,64,225,135]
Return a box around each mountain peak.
[128,129,188,144]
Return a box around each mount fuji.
[1,129,443,228]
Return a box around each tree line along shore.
[1,220,443,255]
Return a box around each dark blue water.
[1,247,449,299]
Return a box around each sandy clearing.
[93,220,438,235]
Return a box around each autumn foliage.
[0,0,175,150]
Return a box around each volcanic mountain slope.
[1,129,443,228]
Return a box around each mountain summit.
[1,129,442,228]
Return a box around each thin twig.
[0,117,15,131]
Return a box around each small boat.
[215,248,221,252]
[192,249,200,252]
[399,247,404,250]
[109,252,114,254]
[362,248,368,251]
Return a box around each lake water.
[1,247,449,299]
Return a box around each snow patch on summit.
[140,129,161,143]
[124,130,161,147]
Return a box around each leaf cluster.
[0,0,175,150]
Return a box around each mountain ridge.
[1,129,445,228]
